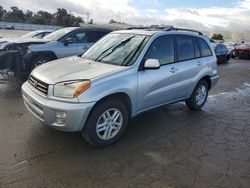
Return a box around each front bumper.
[210,75,219,88]
[22,81,95,132]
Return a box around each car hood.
[31,56,127,84]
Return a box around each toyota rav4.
[22,26,219,147]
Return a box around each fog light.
[56,111,67,125]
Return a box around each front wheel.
[31,56,53,70]
[82,98,129,147]
[185,80,208,111]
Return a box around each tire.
[226,55,230,62]
[231,50,236,58]
[30,56,53,70]
[82,98,129,147]
[185,80,209,111]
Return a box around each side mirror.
[64,38,74,46]
[144,59,160,70]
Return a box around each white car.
[0,30,53,50]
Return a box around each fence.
[0,21,61,31]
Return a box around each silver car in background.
[0,30,53,50]
[22,26,219,147]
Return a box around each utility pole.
[86,13,90,23]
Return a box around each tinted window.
[215,45,222,54]
[221,45,228,53]
[197,38,212,57]
[176,36,195,61]
[87,31,109,43]
[144,36,174,65]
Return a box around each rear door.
[171,35,203,99]
[173,36,214,99]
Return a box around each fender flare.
[25,50,58,64]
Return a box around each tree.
[88,19,93,24]
[211,33,224,40]
[24,10,33,23]
[5,6,25,22]
[0,6,7,20]
[33,10,53,24]
[0,6,84,26]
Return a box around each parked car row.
[0,30,53,50]
[212,43,230,63]
[231,43,250,59]
[0,27,116,84]
[20,26,219,146]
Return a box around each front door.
[137,35,179,112]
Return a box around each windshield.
[44,28,75,41]
[21,31,40,38]
[82,33,149,66]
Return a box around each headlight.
[54,80,91,98]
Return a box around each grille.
[29,76,48,95]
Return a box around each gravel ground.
[0,29,29,38]
[0,58,250,188]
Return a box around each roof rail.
[164,26,203,35]
[127,25,203,35]
[126,26,166,30]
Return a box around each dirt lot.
[0,29,29,38]
[0,59,250,188]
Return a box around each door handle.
[197,61,202,66]
[169,67,178,73]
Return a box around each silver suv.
[24,27,112,68]
[22,26,219,147]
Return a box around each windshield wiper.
[95,35,135,62]
[121,36,146,66]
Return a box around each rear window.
[197,38,212,57]
[176,36,195,61]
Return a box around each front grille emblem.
[33,80,38,87]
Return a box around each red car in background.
[231,44,250,59]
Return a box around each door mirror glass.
[64,38,74,45]
[144,59,160,69]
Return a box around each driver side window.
[144,36,174,65]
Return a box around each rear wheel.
[82,98,128,147]
[185,80,208,111]
[231,50,236,58]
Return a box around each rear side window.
[197,38,212,57]
[215,45,222,54]
[194,39,201,58]
[176,36,195,61]
[87,31,109,43]
[144,35,174,65]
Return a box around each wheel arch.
[30,51,57,64]
[89,92,132,118]
[200,75,211,90]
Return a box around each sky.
[1,0,250,31]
